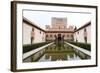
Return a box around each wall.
[23,22,32,44]
[23,21,45,44]
[34,28,45,43]
[74,24,91,43]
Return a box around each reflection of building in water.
[46,53,68,61]
[23,17,91,44]
[23,43,91,62]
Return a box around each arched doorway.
[58,34,62,41]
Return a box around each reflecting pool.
[23,43,91,62]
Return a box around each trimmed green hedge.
[23,42,51,53]
[67,41,91,51]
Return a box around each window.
[31,37,34,44]
[84,28,87,37]
[46,35,48,37]
[50,35,52,37]
[77,31,79,34]
[71,35,73,37]
[32,28,34,31]
[67,35,69,37]
[54,35,57,39]
[40,31,41,34]
[63,35,65,37]
[84,37,87,43]
[84,28,86,32]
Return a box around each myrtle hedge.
[67,41,91,51]
[23,42,51,53]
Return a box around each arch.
[58,34,62,41]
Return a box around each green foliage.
[67,41,91,51]
[23,42,51,53]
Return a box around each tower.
[51,17,67,29]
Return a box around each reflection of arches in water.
[45,54,50,59]
[31,57,34,62]
[56,43,65,50]
[69,53,74,58]
[50,54,67,61]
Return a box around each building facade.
[23,18,45,45]
[74,22,91,44]
[45,17,74,41]
[23,17,91,45]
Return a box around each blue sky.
[23,10,91,30]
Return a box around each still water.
[23,43,90,62]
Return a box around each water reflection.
[23,43,90,62]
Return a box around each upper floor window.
[84,28,87,32]
[40,31,41,34]
[32,28,34,31]
[63,35,65,37]
[77,31,79,34]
